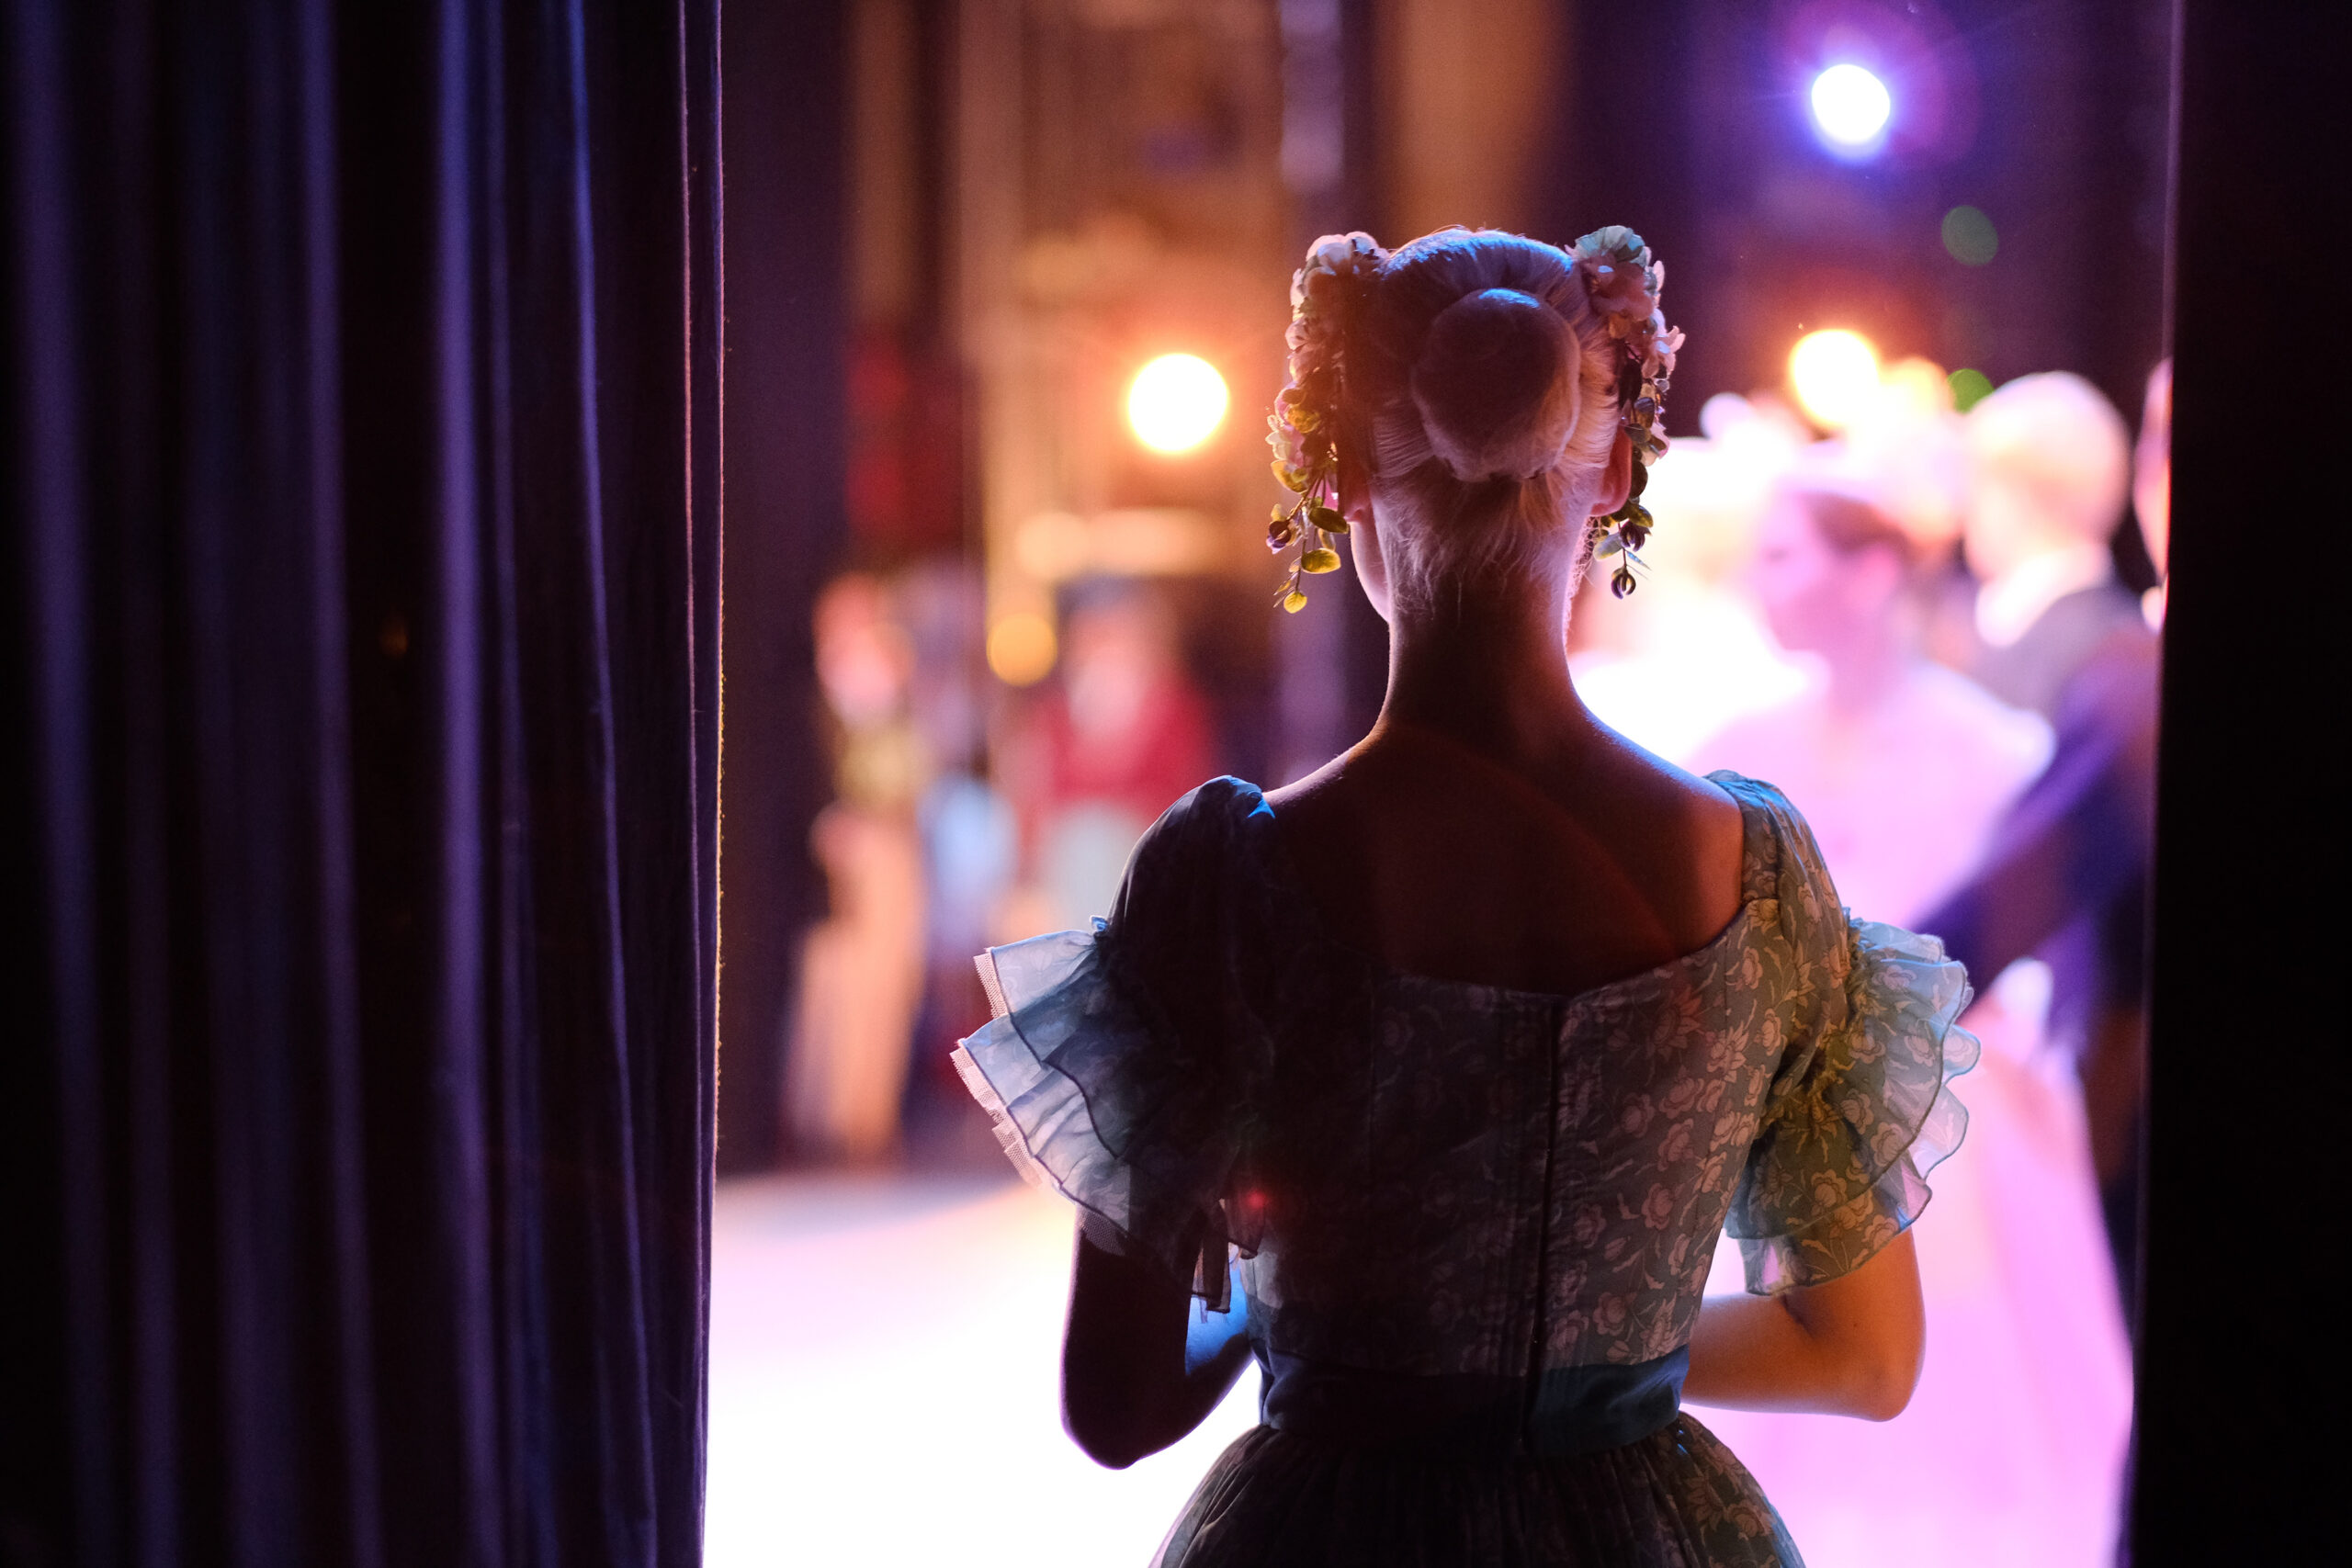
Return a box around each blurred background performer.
[786,574,933,1164]
[1918,372,2163,1316]
[1694,476,2049,922]
[996,581,1216,935]
[1958,375,2148,721]
[1690,477,2132,1568]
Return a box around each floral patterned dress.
[955,774,1975,1567]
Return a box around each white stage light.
[1810,63,1893,151]
[1126,354,1229,453]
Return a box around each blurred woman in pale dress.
[787,574,932,1164]
[1695,482,2049,922]
[1690,480,2133,1568]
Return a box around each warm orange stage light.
[1125,354,1228,453]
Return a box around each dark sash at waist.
[1259,1346,1690,1460]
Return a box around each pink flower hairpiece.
[1571,226,1685,597]
[1265,231,1385,613]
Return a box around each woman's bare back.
[1266,718,1747,998]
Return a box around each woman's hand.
[1060,1218,1253,1469]
[1681,1230,1927,1421]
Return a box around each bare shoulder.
[1259,755,1391,910]
[1672,759,1747,863]
[1589,725,1745,842]
[1261,754,1341,814]
[1583,732,1747,919]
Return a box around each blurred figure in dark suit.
[1960,373,2149,718]
[1919,368,2166,1323]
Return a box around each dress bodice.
[1235,803,1777,1392]
[955,773,1973,1463]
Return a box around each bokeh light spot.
[1126,353,1229,453]
[1941,206,1999,266]
[1809,63,1893,150]
[1948,367,1995,412]
[986,612,1058,686]
[1789,329,1883,430]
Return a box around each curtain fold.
[3,0,721,1562]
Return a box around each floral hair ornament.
[1266,231,1388,612]
[1572,226,1685,597]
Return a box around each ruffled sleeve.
[951,779,1270,1306]
[1721,784,1980,1294]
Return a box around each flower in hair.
[1572,227,1685,597]
[1267,231,1386,612]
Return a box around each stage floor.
[705,1173,1260,1567]
[707,1157,2125,1565]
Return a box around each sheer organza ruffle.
[1724,917,1978,1293]
[954,923,1242,1297]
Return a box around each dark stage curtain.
[2,0,721,1562]
[2133,2,2335,1556]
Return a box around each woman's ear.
[1587,429,1634,518]
[1337,434,1371,529]
[1351,509,1392,624]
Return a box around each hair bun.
[1409,287,1580,482]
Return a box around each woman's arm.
[1682,1231,1926,1421]
[1060,1220,1253,1469]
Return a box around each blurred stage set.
[712,1,2170,1564]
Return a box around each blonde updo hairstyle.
[1341,231,1631,610]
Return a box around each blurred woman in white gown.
[1697,481,2049,921]
[1690,479,2134,1568]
